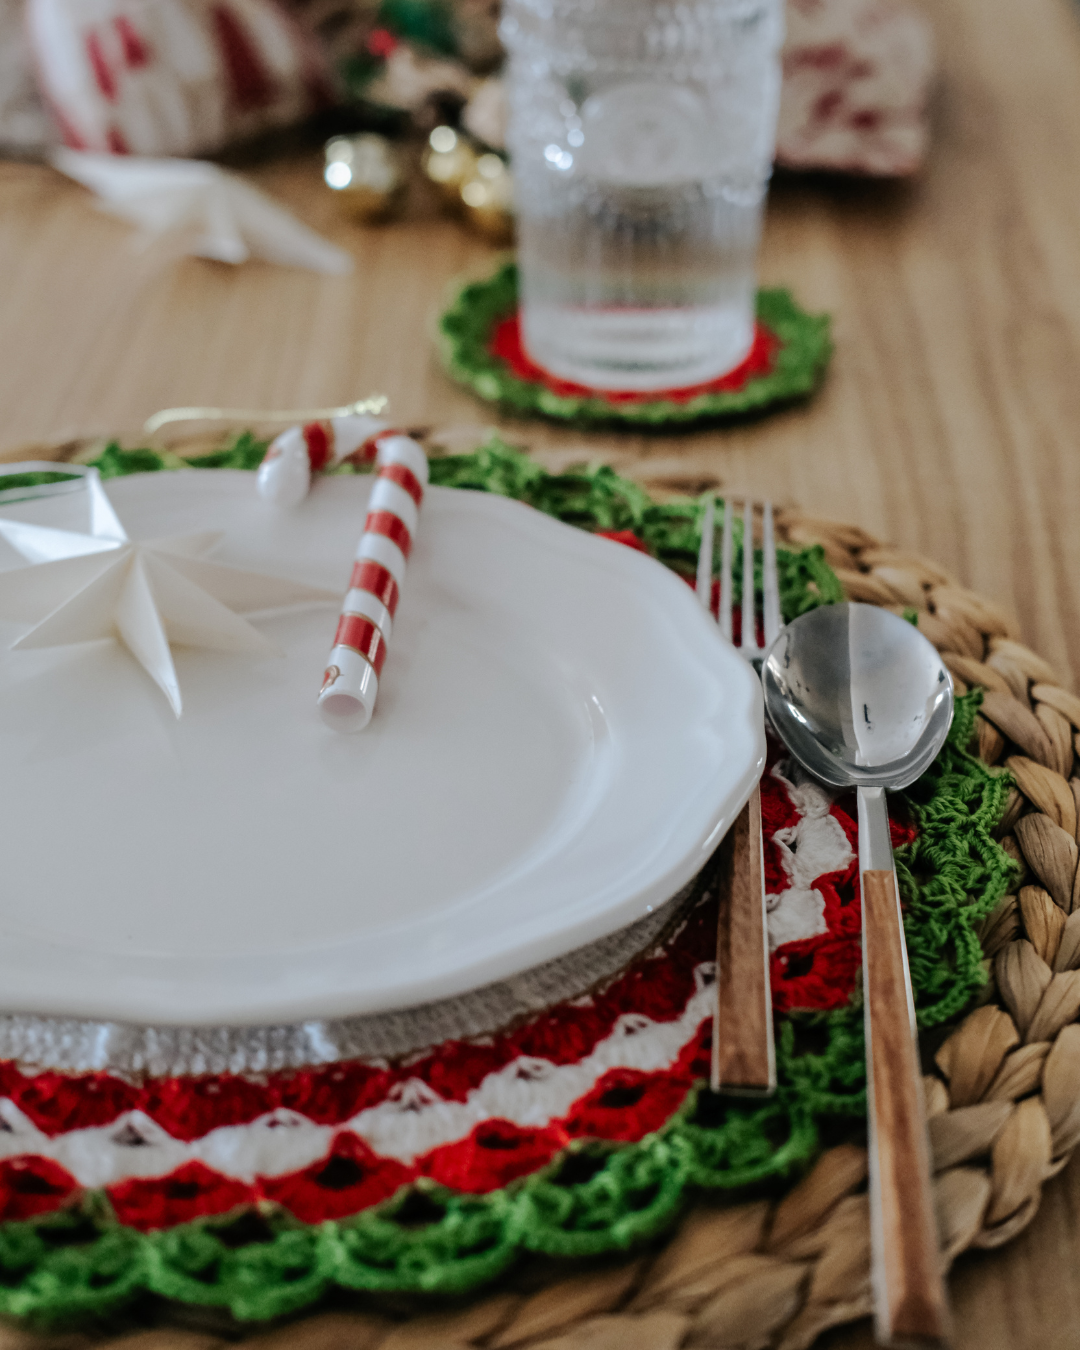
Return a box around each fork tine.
[696,498,715,612]
[719,497,734,643]
[742,499,758,654]
[762,501,781,646]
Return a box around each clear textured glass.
[501,0,785,391]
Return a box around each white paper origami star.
[51,149,353,274]
[0,469,336,716]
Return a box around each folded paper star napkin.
[51,148,353,273]
[0,465,336,715]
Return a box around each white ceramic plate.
[0,470,764,1025]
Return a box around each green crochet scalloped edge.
[0,438,1015,1323]
[436,261,832,427]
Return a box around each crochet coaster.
[0,440,1013,1324]
[437,261,832,427]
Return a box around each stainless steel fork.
[697,497,778,1094]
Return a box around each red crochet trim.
[261,1132,412,1224]
[0,906,715,1143]
[99,1018,716,1231]
[488,314,779,405]
[109,1161,254,1229]
[594,530,651,554]
[0,1156,80,1223]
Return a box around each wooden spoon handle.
[712,787,775,1094]
[862,865,948,1346]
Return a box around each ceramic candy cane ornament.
[257,414,391,506]
[318,434,428,732]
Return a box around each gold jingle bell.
[324,134,406,222]
[460,152,514,242]
[421,125,478,206]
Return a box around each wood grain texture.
[863,869,948,1347]
[712,788,775,1094]
[1,0,1080,1339]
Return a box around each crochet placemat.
[437,262,833,427]
[0,434,1071,1350]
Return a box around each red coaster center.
[488,311,780,405]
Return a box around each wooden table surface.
[2,0,1080,1343]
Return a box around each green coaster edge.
[437,261,833,428]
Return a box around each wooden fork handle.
[862,867,949,1346]
[712,787,775,1094]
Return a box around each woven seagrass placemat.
[0,436,1074,1350]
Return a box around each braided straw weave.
[0,460,1071,1350]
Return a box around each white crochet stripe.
[765,757,854,952]
[0,967,715,1190]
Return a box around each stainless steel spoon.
[762,602,952,1348]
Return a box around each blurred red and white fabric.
[25,0,333,156]
[777,0,935,175]
[0,0,934,168]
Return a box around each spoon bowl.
[762,601,954,789]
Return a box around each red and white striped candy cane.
[257,414,395,506]
[318,434,428,732]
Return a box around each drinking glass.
[500,0,785,391]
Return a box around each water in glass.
[501,0,785,391]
